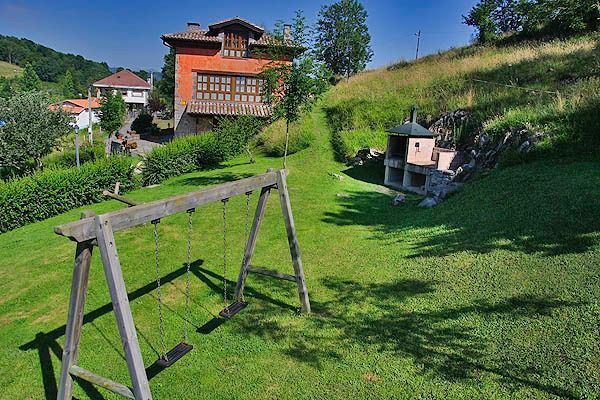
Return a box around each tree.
[463,0,600,42]
[157,48,175,111]
[59,70,77,98]
[261,11,331,167]
[147,90,165,113]
[99,91,126,133]
[19,63,42,92]
[134,69,149,81]
[463,0,499,43]
[315,0,373,79]
[0,91,71,176]
[0,77,12,99]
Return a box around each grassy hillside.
[321,34,600,160]
[1,36,599,399]
[0,60,22,78]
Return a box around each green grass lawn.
[1,109,599,399]
[0,60,22,78]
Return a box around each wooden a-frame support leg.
[57,211,95,400]
[235,185,272,302]
[234,169,311,314]
[276,170,311,313]
[95,215,152,400]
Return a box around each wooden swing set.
[53,169,310,400]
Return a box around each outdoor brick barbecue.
[384,106,462,195]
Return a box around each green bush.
[0,157,135,233]
[142,133,224,185]
[131,113,160,135]
[214,116,266,159]
[42,144,105,169]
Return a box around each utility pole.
[415,30,421,60]
[87,86,93,144]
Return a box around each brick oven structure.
[384,106,463,195]
[161,17,299,136]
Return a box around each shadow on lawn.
[19,259,296,399]
[173,171,254,187]
[20,263,202,399]
[237,277,582,398]
[332,161,600,257]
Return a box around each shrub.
[214,116,266,160]
[131,113,160,135]
[141,133,224,185]
[42,144,105,169]
[0,157,135,233]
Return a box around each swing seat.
[219,301,248,319]
[156,342,193,368]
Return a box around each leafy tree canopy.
[157,48,175,111]
[60,70,77,98]
[260,11,331,166]
[19,63,41,92]
[315,0,373,79]
[0,34,111,93]
[464,0,600,43]
[99,91,126,134]
[0,91,71,176]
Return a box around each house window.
[196,74,264,103]
[223,31,248,58]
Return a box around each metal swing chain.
[222,199,229,312]
[152,220,168,361]
[184,209,194,342]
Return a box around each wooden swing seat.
[156,342,193,368]
[219,301,248,319]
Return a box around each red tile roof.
[187,100,272,117]
[50,98,102,114]
[93,70,151,89]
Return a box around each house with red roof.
[50,98,102,128]
[161,17,299,136]
[92,70,152,110]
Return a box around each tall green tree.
[99,91,126,133]
[0,77,12,99]
[19,63,42,92]
[315,0,373,79]
[0,91,71,176]
[59,70,77,98]
[261,11,331,166]
[464,0,600,42]
[157,48,175,111]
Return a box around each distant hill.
[0,35,111,92]
[0,61,22,79]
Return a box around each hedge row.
[0,157,135,233]
[141,133,224,185]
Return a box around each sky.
[0,0,478,72]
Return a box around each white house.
[92,69,152,110]
[51,98,102,129]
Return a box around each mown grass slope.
[322,34,600,160]
[1,36,599,399]
[0,60,22,78]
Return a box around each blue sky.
[0,0,478,71]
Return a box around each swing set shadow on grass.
[19,260,297,400]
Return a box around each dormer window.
[223,31,248,58]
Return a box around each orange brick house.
[161,17,298,136]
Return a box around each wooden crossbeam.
[247,266,297,282]
[55,172,278,243]
[69,365,135,399]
